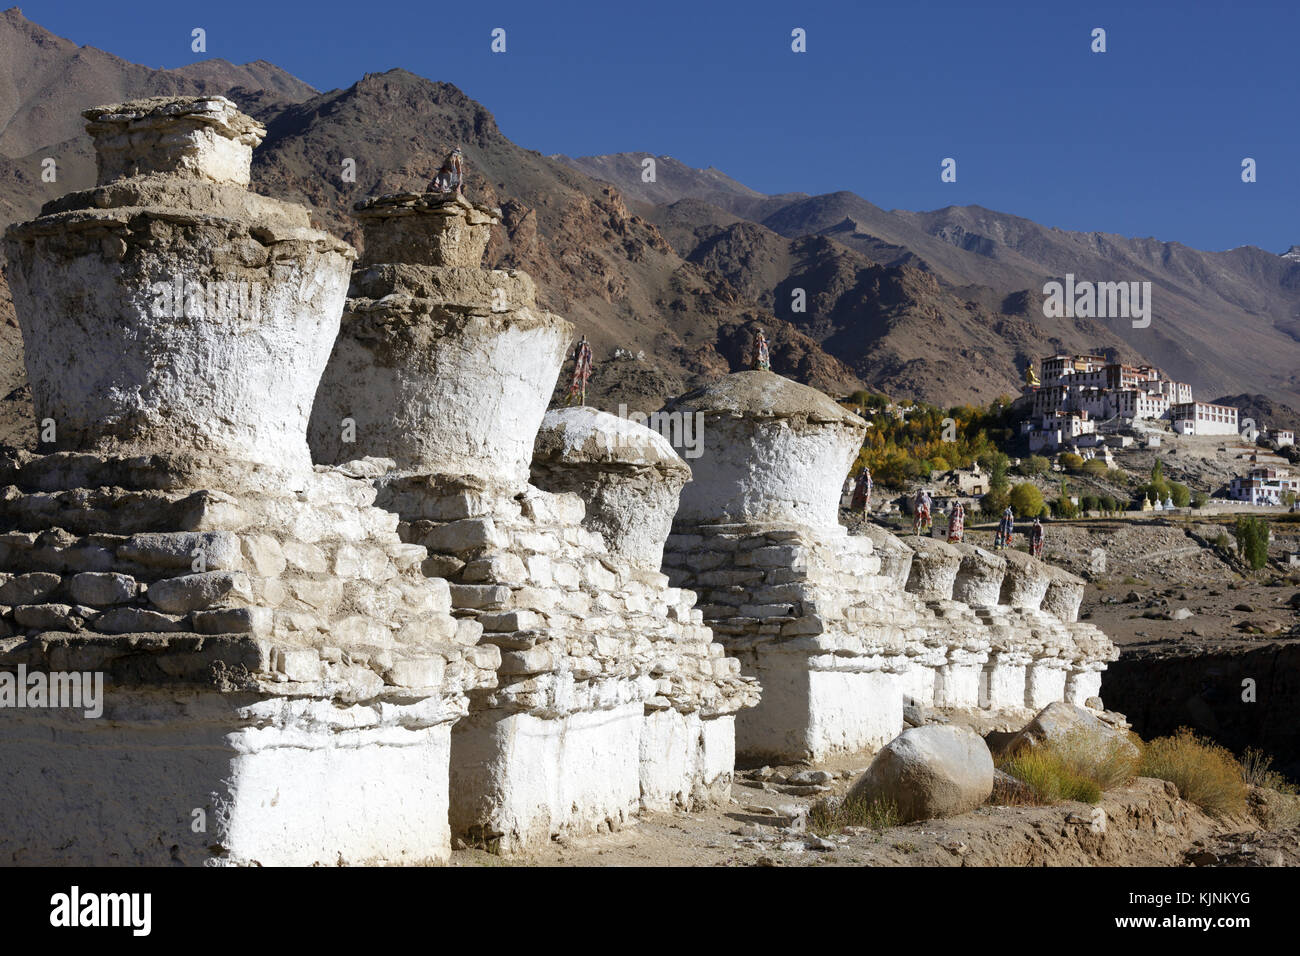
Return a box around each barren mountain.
[646,205,1144,404]
[4,6,1299,454]
[558,151,806,223]
[562,155,1300,410]
[0,7,315,159]
[0,12,860,448]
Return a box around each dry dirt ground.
[449,759,1299,868]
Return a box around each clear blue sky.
[21,0,1300,253]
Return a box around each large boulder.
[847,724,993,822]
[1000,701,1138,762]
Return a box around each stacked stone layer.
[0,97,482,866]
[661,371,1118,763]
[309,192,758,852]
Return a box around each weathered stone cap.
[666,370,865,428]
[353,190,501,269]
[82,96,265,141]
[82,96,266,187]
[354,190,501,223]
[534,407,691,480]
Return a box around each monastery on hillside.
[1022,353,1239,452]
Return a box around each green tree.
[1018,455,1050,477]
[1169,482,1191,508]
[1082,458,1110,478]
[1010,483,1045,518]
[1233,516,1270,571]
[1099,494,1117,514]
[1059,452,1084,473]
[1192,491,1209,509]
[981,489,1010,516]
[1054,479,1079,518]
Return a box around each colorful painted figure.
[1029,517,1045,558]
[564,335,593,406]
[851,466,873,513]
[751,329,771,371]
[947,500,965,543]
[994,506,1015,551]
[913,488,932,535]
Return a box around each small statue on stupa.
[751,328,771,371]
[430,146,465,194]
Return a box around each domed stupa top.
[664,370,866,529]
[532,406,692,568]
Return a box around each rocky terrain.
[563,153,1300,408]
[451,758,1299,868]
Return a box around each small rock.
[787,770,834,786]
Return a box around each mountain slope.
[566,153,1300,408]
[0,17,862,447]
[0,7,315,159]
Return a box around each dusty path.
[449,768,1295,868]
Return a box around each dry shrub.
[1240,747,1298,794]
[1240,748,1300,829]
[809,795,899,836]
[1139,729,1247,816]
[997,729,1139,805]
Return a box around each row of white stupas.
[0,97,1115,865]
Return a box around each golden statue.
[1025,365,1040,388]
